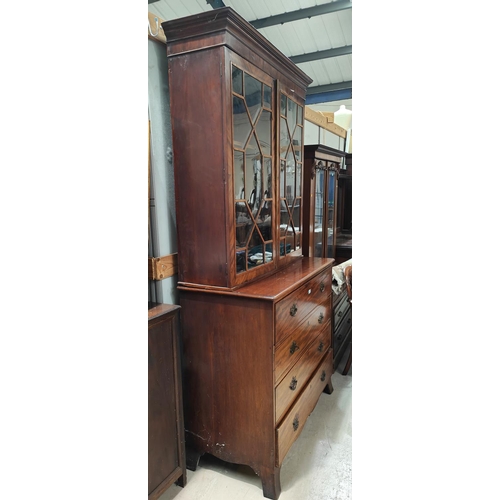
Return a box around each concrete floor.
[159,349,352,500]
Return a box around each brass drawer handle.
[290,303,298,317]
[318,312,324,324]
[320,282,325,292]
[290,341,300,354]
[293,416,299,431]
[321,370,326,382]
[289,376,297,391]
[318,341,324,352]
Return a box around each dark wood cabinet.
[148,304,186,499]
[162,8,334,499]
[302,144,346,260]
[336,153,352,264]
[332,290,352,372]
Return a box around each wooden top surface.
[148,303,180,321]
[179,257,334,302]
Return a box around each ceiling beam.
[250,1,352,29]
[290,45,352,64]
[306,80,352,103]
[305,88,352,104]
[206,0,226,8]
[307,81,352,95]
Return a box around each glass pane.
[327,170,336,236]
[245,134,261,216]
[287,99,297,132]
[286,153,295,204]
[263,84,272,109]
[280,117,289,159]
[233,96,252,148]
[236,249,247,273]
[235,202,254,248]
[256,110,272,156]
[280,160,286,198]
[232,66,243,95]
[264,157,272,197]
[280,94,287,116]
[245,73,262,124]
[296,162,302,200]
[280,201,290,233]
[297,104,303,124]
[257,199,272,238]
[293,126,302,162]
[234,151,244,200]
[248,229,266,268]
[292,199,301,234]
[314,172,324,257]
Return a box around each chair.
[342,265,352,376]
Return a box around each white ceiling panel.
[149,0,353,103]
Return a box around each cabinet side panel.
[148,316,178,494]
[168,49,228,287]
[180,291,275,470]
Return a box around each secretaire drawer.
[275,324,331,424]
[275,298,331,383]
[275,350,333,466]
[275,268,332,346]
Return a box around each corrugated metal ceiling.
[148,0,352,104]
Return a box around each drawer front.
[275,268,332,346]
[276,350,333,465]
[275,297,332,383]
[275,324,331,423]
[334,308,352,349]
[333,293,350,330]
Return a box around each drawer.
[275,267,332,346]
[275,298,331,383]
[275,350,333,466]
[333,292,351,331]
[334,308,352,350]
[275,324,331,424]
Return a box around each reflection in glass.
[245,73,262,124]
[234,151,244,200]
[264,158,272,196]
[297,104,303,124]
[314,170,324,257]
[287,99,297,133]
[256,110,272,155]
[235,202,254,248]
[232,66,243,95]
[280,117,289,159]
[280,94,287,116]
[263,84,272,108]
[245,134,261,216]
[296,162,302,199]
[233,96,252,148]
[286,161,295,205]
[292,199,301,233]
[233,70,274,275]
[293,126,302,162]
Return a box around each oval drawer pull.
[290,341,300,354]
[290,303,298,317]
[318,341,324,352]
[320,282,325,292]
[337,310,343,317]
[289,376,298,391]
[293,416,299,431]
[321,370,326,382]
[318,312,324,324]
